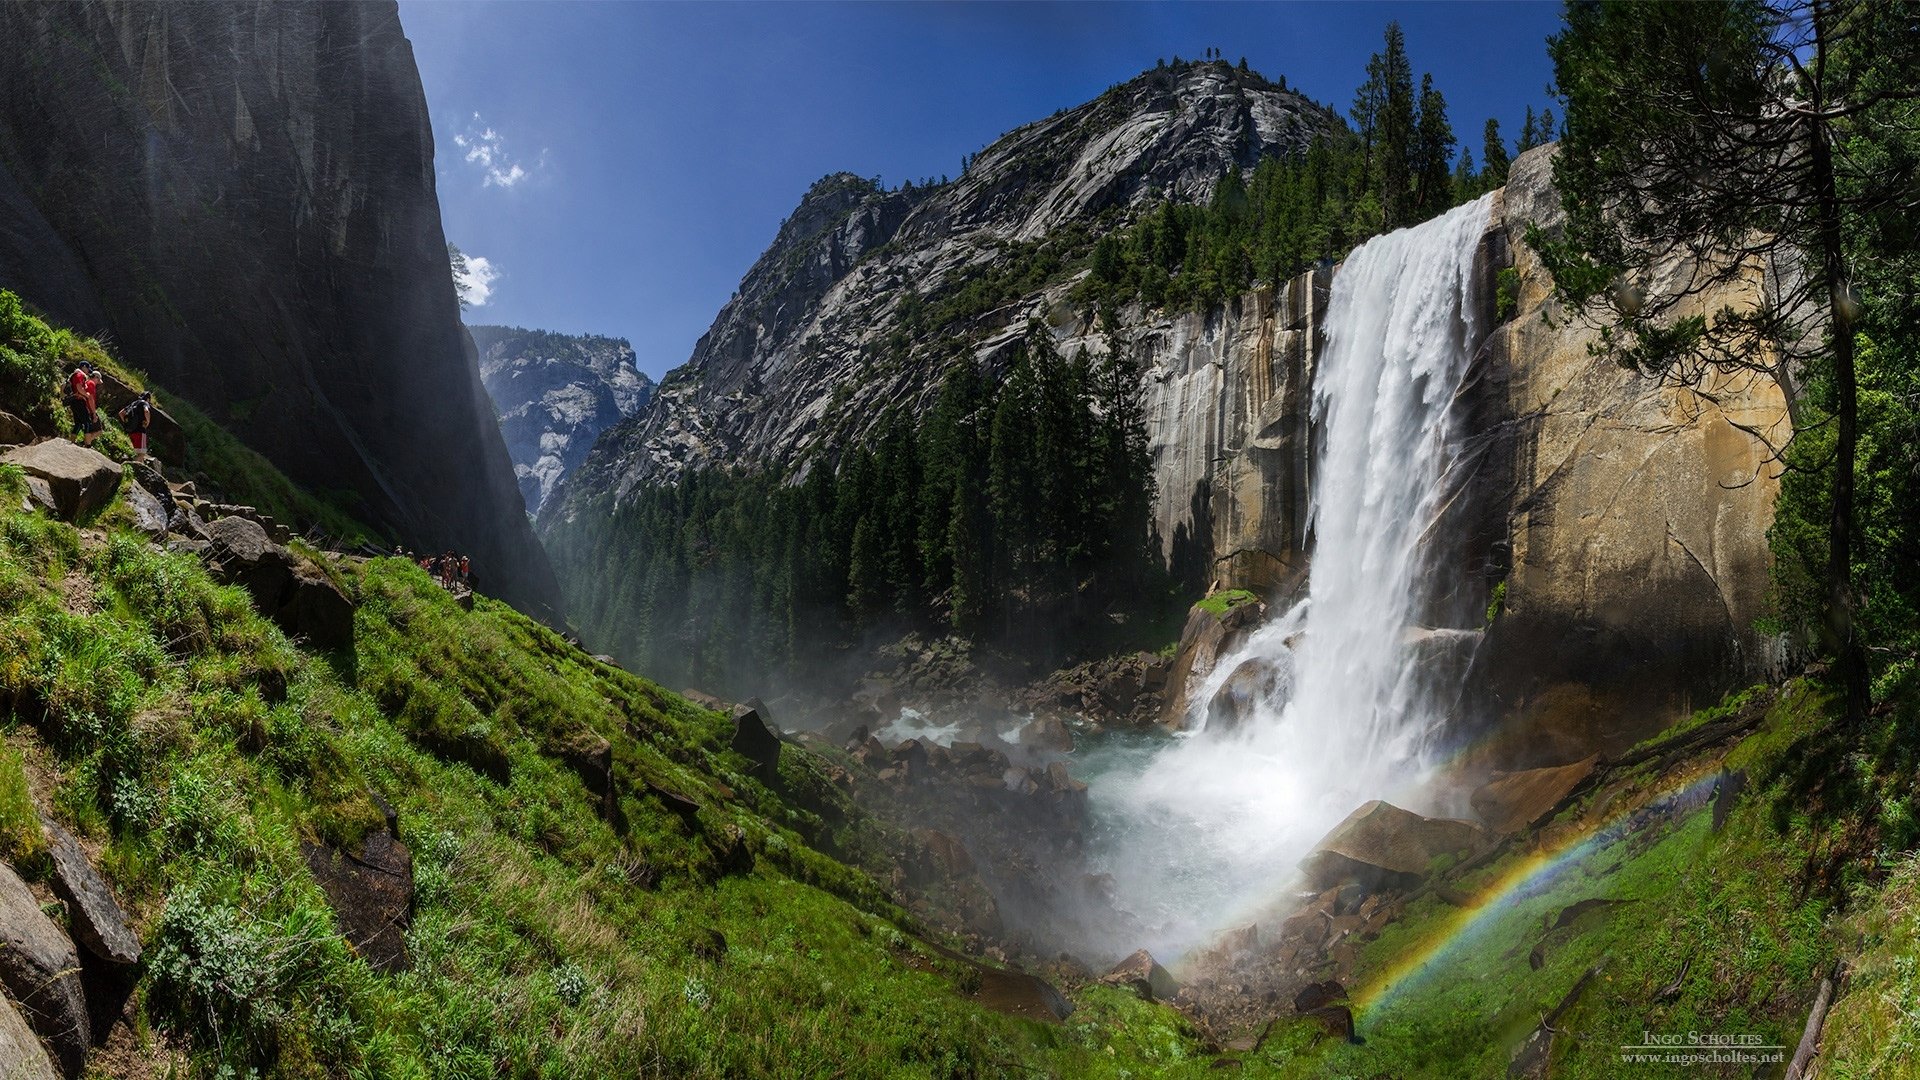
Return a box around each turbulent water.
[1083,194,1495,960]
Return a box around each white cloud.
[451,112,541,189]
[453,252,499,307]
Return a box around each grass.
[0,477,1236,1077]
[1195,588,1260,618]
[1237,684,1838,1078]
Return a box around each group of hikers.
[395,547,473,591]
[66,362,156,463]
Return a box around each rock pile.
[0,817,143,1078]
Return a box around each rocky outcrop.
[470,326,654,514]
[1471,755,1600,835]
[202,517,354,649]
[0,1,561,619]
[1458,145,1793,765]
[0,994,56,1080]
[1299,800,1486,893]
[40,819,140,970]
[302,830,413,973]
[1,440,121,521]
[1159,593,1266,728]
[1101,949,1180,1003]
[551,60,1342,518]
[0,861,89,1076]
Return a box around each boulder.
[21,475,55,515]
[1018,715,1075,752]
[39,818,140,968]
[202,516,354,649]
[1206,654,1285,733]
[1470,755,1600,835]
[1302,1004,1357,1043]
[0,993,57,1080]
[973,966,1073,1022]
[1300,800,1487,893]
[1,439,121,521]
[121,480,168,537]
[302,830,413,973]
[728,705,782,782]
[1101,949,1180,1003]
[1160,594,1266,728]
[127,459,169,502]
[0,410,33,446]
[0,860,90,1076]
[1294,980,1347,1013]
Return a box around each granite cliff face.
[556,61,1343,509]
[1095,146,1790,763]
[0,0,561,618]
[470,326,654,514]
[547,56,1788,767]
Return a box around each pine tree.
[1481,118,1511,189]
[1413,73,1456,215]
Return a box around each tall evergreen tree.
[1413,73,1457,214]
[1482,118,1511,188]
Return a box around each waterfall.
[1081,194,1495,959]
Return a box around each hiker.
[442,551,457,589]
[116,391,155,463]
[459,554,471,586]
[66,364,101,446]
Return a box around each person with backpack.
[116,391,155,462]
[66,364,102,446]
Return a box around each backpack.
[122,400,150,431]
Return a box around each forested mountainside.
[0,1,561,619]
[543,49,1538,694]
[470,326,655,515]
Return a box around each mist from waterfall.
[1080,194,1495,962]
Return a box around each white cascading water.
[1081,194,1495,960]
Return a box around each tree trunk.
[1810,7,1870,727]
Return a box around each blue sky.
[400,1,1566,380]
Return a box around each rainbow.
[1353,769,1724,1015]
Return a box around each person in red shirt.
[66,365,102,445]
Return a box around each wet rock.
[0,993,56,1080]
[202,516,354,648]
[302,831,413,973]
[39,818,139,968]
[1,439,121,521]
[1470,755,1599,835]
[0,859,90,1075]
[1102,949,1181,1003]
[0,410,32,446]
[1215,923,1260,957]
[1018,716,1075,752]
[729,704,782,782]
[915,829,976,878]
[1161,595,1266,728]
[1206,655,1284,732]
[1301,800,1487,893]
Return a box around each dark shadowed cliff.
[0,0,561,618]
